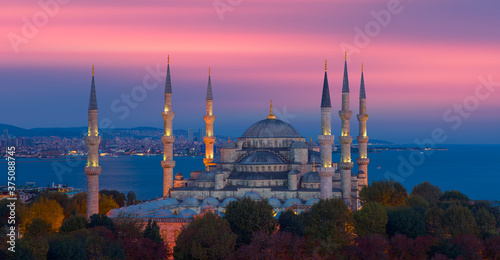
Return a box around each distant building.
[187,128,193,142]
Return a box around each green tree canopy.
[354,202,388,237]
[443,204,480,237]
[174,212,237,260]
[100,189,126,207]
[410,181,443,205]
[143,219,162,244]
[224,197,277,246]
[59,214,88,233]
[386,207,426,238]
[359,180,408,207]
[127,191,137,206]
[88,213,115,231]
[440,190,470,204]
[406,194,430,209]
[278,210,305,237]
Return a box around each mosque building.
[103,55,370,249]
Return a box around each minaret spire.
[318,60,335,199]
[267,100,276,119]
[161,57,176,197]
[203,68,216,170]
[85,65,102,218]
[339,56,354,207]
[357,64,369,189]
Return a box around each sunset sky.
[1,0,499,144]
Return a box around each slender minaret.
[161,56,175,197]
[339,54,354,206]
[318,60,335,199]
[203,68,216,171]
[85,65,101,218]
[357,64,369,187]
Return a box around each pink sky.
[1,0,499,143]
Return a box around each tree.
[88,213,115,231]
[59,214,88,233]
[17,236,50,260]
[425,205,445,237]
[278,210,305,237]
[100,189,126,207]
[406,194,430,209]
[345,234,388,260]
[23,198,64,233]
[37,191,73,218]
[443,204,480,237]
[224,198,276,246]
[143,219,162,244]
[354,202,388,237]
[127,191,137,206]
[174,212,237,260]
[47,229,90,259]
[305,198,354,256]
[386,206,426,238]
[114,217,168,259]
[451,234,484,260]
[359,180,408,207]
[388,234,435,259]
[71,192,87,216]
[99,194,119,215]
[474,207,498,237]
[440,190,469,204]
[26,218,53,238]
[411,181,443,205]
[86,226,125,260]
[235,230,306,260]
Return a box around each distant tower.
[339,54,354,206]
[85,65,101,218]
[318,60,335,199]
[162,56,176,197]
[357,64,369,187]
[203,68,216,171]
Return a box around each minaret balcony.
[318,135,335,145]
[203,115,216,123]
[162,135,175,144]
[161,160,176,168]
[204,136,216,144]
[357,136,369,144]
[339,162,354,170]
[338,136,353,144]
[357,114,369,122]
[339,110,352,120]
[162,111,175,120]
[356,158,370,165]
[85,136,101,146]
[85,166,102,176]
[317,167,335,177]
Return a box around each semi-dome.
[242,118,301,138]
[301,171,321,183]
[181,197,200,207]
[291,141,308,149]
[178,209,197,218]
[307,140,319,149]
[201,197,220,207]
[195,171,215,182]
[221,141,237,149]
[283,198,303,207]
[243,191,262,201]
[220,197,238,207]
[240,151,285,165]
[305,198,320,206]
[267,198,282,207]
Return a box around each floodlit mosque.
[85,56,370,245]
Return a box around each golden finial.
[345,52,347,60]
[228,137,230,142]
[267,100,276,119]
[92,65,94,76]
[361,63,363,72]
[325,59,327,71]
[209,67,211,75]
[310,137,313,142]
[168,55,170,64]
[313,158,316,172]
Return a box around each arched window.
[162,230,167,242]
[268,166,271,171]
[174,230,180,241]
[261,166,265,171]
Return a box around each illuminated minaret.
[203,68,216,171]
[339,54,354,206]
[161,56,175,197]
[85,65,101,218]
[318,60,335,199]
[357,64,369,188]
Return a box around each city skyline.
[1,0,499,144]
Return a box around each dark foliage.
[100,189,126,207]
[411,181,443,205]
[386,206,426,238]
[278,209,305,237]
[59,214,88,233]
[88,213,115,231]
[359,179,408,206]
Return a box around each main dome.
[242,119,301,138]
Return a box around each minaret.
[318,59,335,199]
[203,68,216,171]
[85,65,101,218]
[161,56,175,197]
[357,64,369,187]
[339,54,354,206]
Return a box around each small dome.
[242,118,301,138]
[195,171,215,182]
[305,198,320,206]
[178,209,197,218]
[220,197,237,207]
[239,151,285,165]
[222,141,237,149]
[107,208,123,218]
[158,198,180,208]
[243,191,262,201]
[151,209,175,218]
[288,170,299,175]
[291,141,308,149]
[301,171,321,183]
[267,198,282,207]
[283,198,302,207]
[181,197,200,207]
[201,197,220,207]
[307,141,319,149]
[175,172,184,180]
